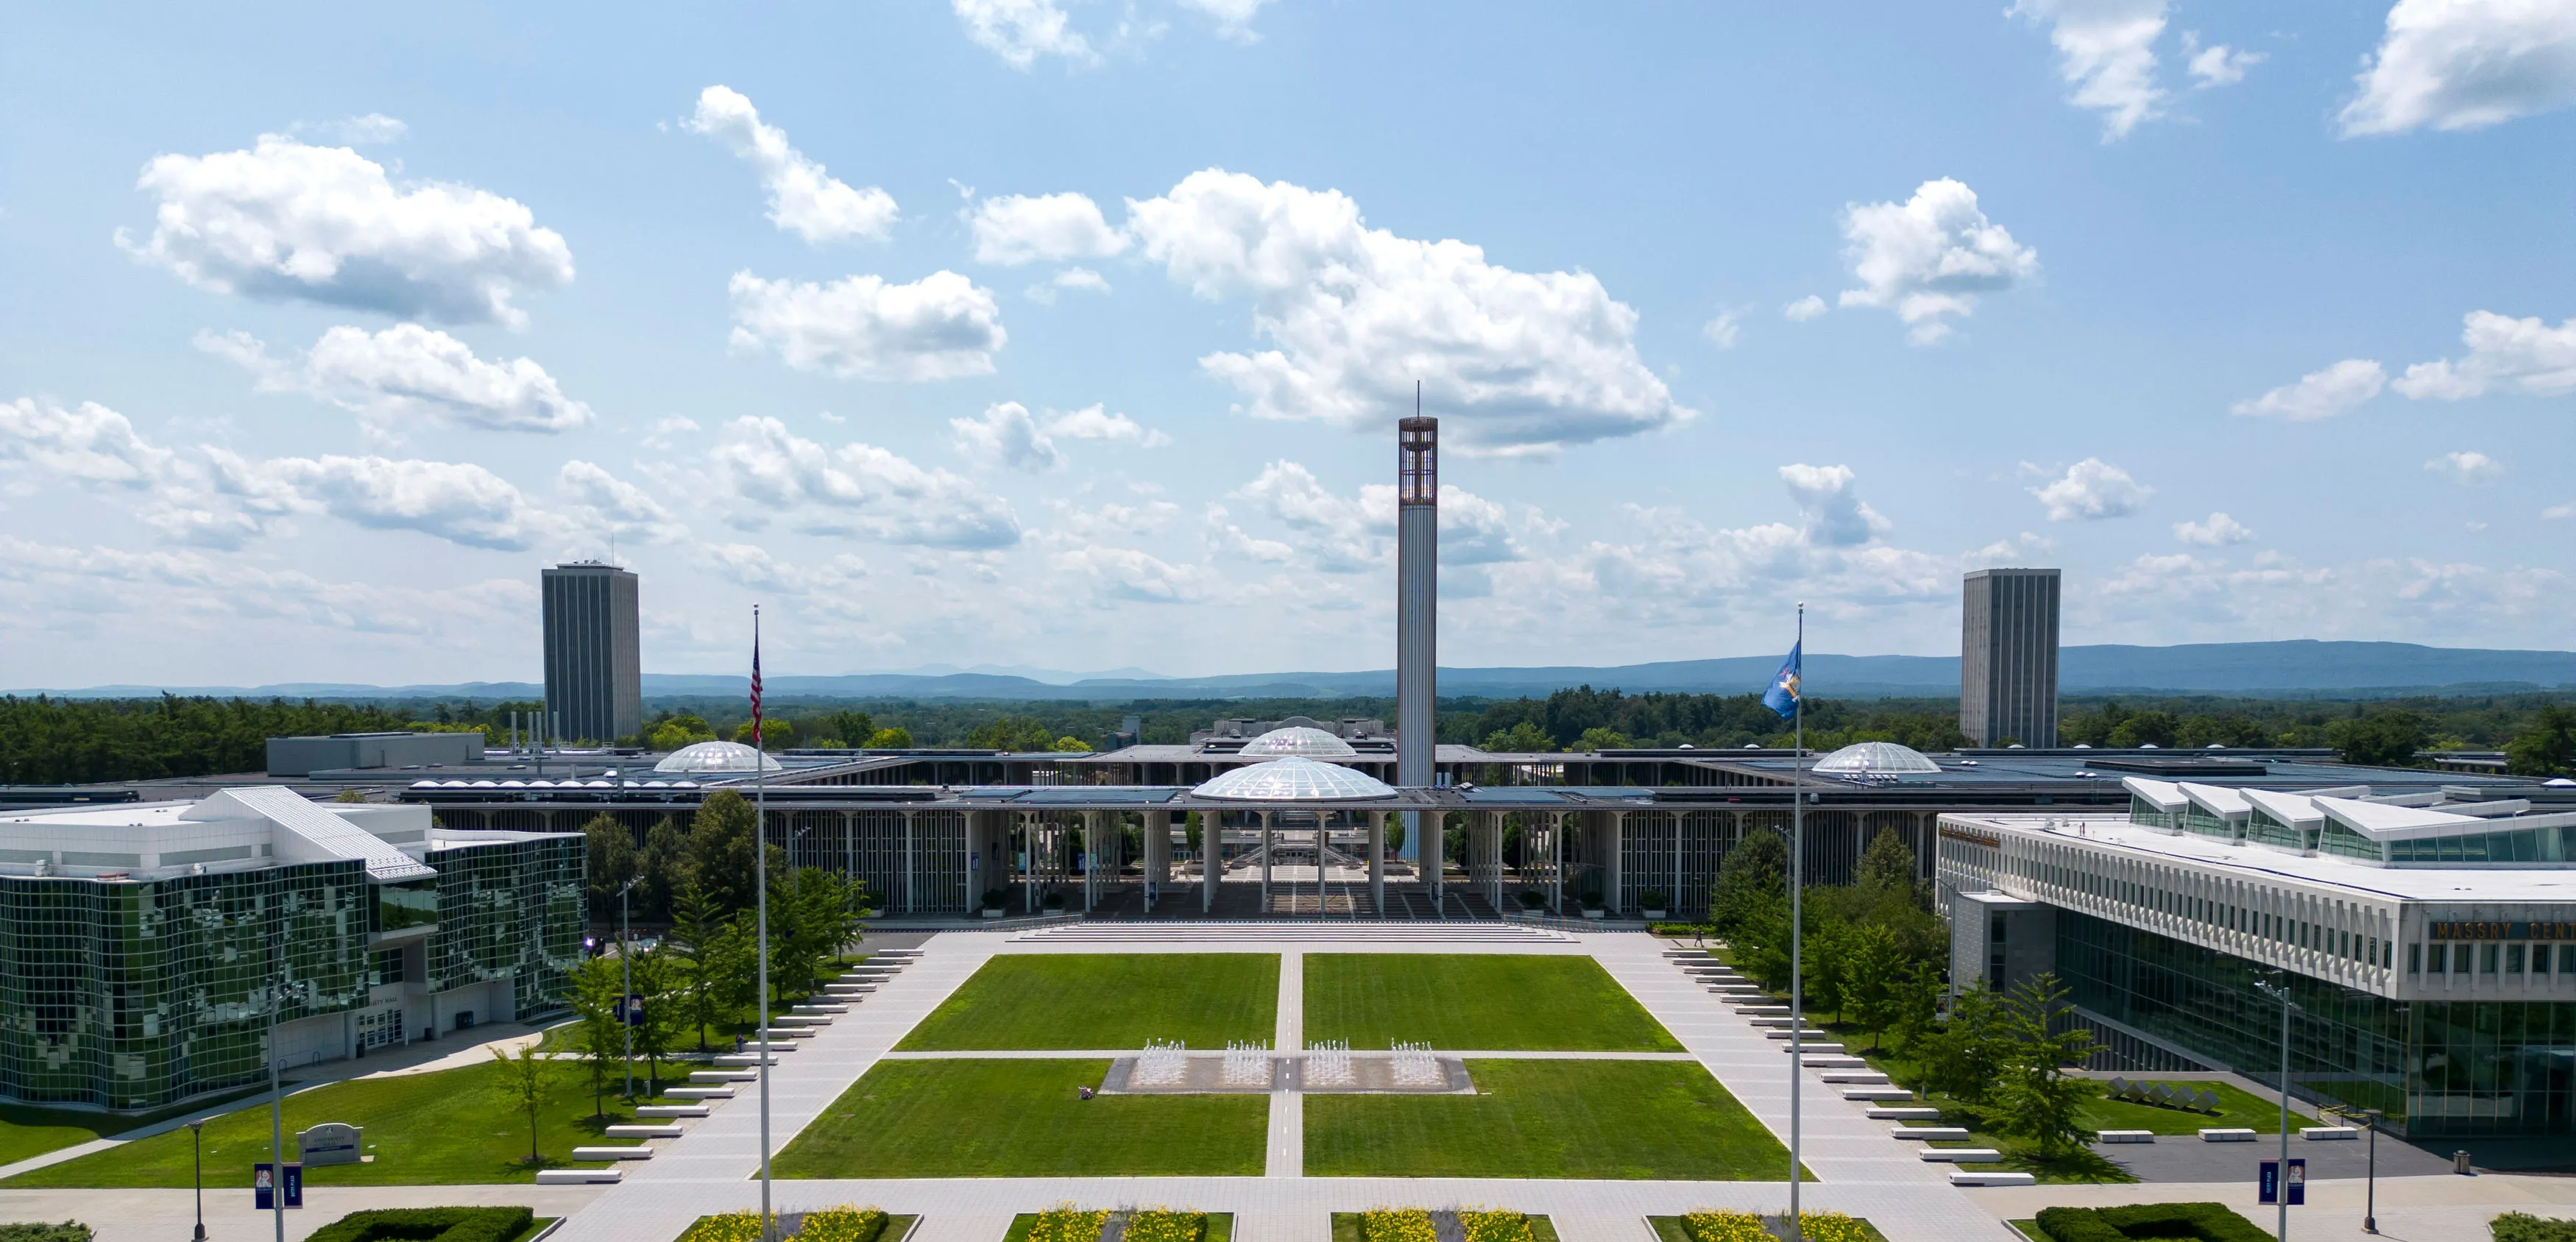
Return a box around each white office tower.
[1396,415,1437,870]
[1960,567,2061,748]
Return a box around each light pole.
[190,1119,206,1241]
[2254,973,2300,1242]
[619,876,641,1101]
[267,975,311,1242]
[2327,1104,2385,1233]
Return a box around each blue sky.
[2,0,2572,686]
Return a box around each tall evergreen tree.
[687,791,760,917]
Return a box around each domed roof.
[1240,726,1357,759]
[653,740,783,774]
[1812,741,1942,775]
[1193,756,1395,801]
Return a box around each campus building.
[1937,775,2576,1139]
[0,787,581,1111]
[542,561,643,745]
[1959,567,2060,748]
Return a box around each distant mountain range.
[18,641,2576,704]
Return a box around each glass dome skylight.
[1239,726,1359,759]
[1811,741,1943,775]
[653,740,784,774]
[1192,756,1395,801]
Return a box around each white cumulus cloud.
[953,0,1099,69]
[1702,312,1741,349]
[951,401,1064,472]
[2174,511,2255,545]
[1177,0,1277,41]
[2426,450,2505,484]
[972,193,1129,265]
[211,452,553,550]
[1838,178,2040,344]
[1125,168,1692,455]
[685,86,897,245]
[1783,295,1829,322]
[1778,464,1891,547]
[1045,403,1169,447]
[2341,0,2576,135]
[712,415,1020,549]
[2182,32,2265,86]
[2393,310,2576,399]
[199,324,593,436]
[2011,0,2170,139]
[2230,358,2388,419]
[2030,458,2153,520]
[0,397,180,488]
[118,134,573,327]
[557,461,687,545]
[728,270,1005,380]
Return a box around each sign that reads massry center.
[297,1122,363,1166]
[2430,921,2576,943]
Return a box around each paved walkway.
[0,1183,606,1242]
[1967,1173,2576,1241]
[548,929,2031,1242]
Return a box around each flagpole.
[1788,600,1804,1241]
[753,604,774,1242]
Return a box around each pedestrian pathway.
[1266,948,1304,1177]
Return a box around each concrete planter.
[1580,909,1606,920]
[1642,909,1667,920]
[979,909,1004,919]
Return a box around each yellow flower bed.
[1030,1204,1112,1242]
[1122,1210,1208,1242]
[681,1212,767,1242]
[1457,1210,1538,1242]
[1680,1212,1771,1242]
[797,1206,891,1242]
[1358,1208,1441,1242]
[1796,1213,1869,1242]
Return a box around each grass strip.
[776,1060,1265,1177]
[1306,1060,1796,1179]
[1304,954,1682,1051]
[896,954,1279,1051]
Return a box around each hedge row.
[0,1225,92,1242]
[307,1207,535,1242]
[2492,1215,2576,1242]
[2033,1204,2269,1242]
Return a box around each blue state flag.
[1761,641,1802,720]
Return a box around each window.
[2561,945,2575,975]
[2454,943,2471,973]
[2506,944,2526,974]
[2409,943,2422,974]
[2481,943,2499,974]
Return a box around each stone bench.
[1890,1126,1970,1140]
[1842,1087,1917,1101]
[1820,1071,1890,1085]
[636,1104,710,1118]
[1866,1105,1942,1119]
[1763,1029,1824,1040]
[2099,1130,2156,1143]
[2303,1126,2359,1140]
[1786,1043,1846,1054]
[606,1124,684,1139]
[1804,1057,1868,1069]
[792,1004,847,1014]
[536,1168,622,1185]
[1950,1171,2036,1187]
[570,1146,654,1160]
[713,1054,783,1068]
[1919,1147,2003,1163]
[2200,1128,2257,1142]
[692,1070,758,1082]
[760,1027,817,1040]
[666,1086,735,1099]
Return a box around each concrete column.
[1203,811,1218,914]
[1317,812,1328,918]
[1551,812,1564,914]
[1481,811,1503,912]
[1260,811,1273,915]
[1083,810,1098,913]
[1606,810,1623,917]
[1673,812,1684,919]
[1368,809,1384,916]
[1144,811,1163,914]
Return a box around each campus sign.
[298,1122,362,1166]
[2429,921,2576,942]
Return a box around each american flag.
[749,605,763,737]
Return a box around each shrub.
[1122,1211,1207,1242]
[1028,1205,1110,1242]
[1680,1212,1771,1242]
[795,1207,891,1242]
[305,1207,537,1242]
[1457,1211,1537,1242]
[2033,1204,2268,1242]
[980,889,1011,910]
[680,1212,766,1242]
[0,1225,92,1242]
[1517,891,1546,909]
[1639,889,1669,909]
[2493,1215,2576,1242]
[1357,1210,1440,1242]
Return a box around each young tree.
[667,881,732,1050]
[1918,981,2011,1105]
[1710,829,1788,938]
[1854,827,1920,901]
[581,815,638,926]
[687,792,760,917]
[565,956,629,1113]
[1840,921,1903,1049]
[487,1042,561,1166]
[1886,962,1946,1060]
[629,946,684,1096]
[1993,973,2098,1158]
[637,817,690,923]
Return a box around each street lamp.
[2326,1104,2386,1233]
[268,975,314,1242]
[619,876,642,1101]
[2252,973,2301,1242]
[190,1119,206,1241]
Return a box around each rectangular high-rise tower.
[1960,567,2059,748]
[542,561,642,744]
[1396,415,1437,865]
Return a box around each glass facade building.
[0,795,581,1112]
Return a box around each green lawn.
[0,1088,266,1170]
[3,1060,665,1187]
[774,1059,1267,1177]
[1305,1059,1797,1179]
[894,954,1278,1050]
[2081,1081,2289,1135]
[1303,954,1682,1051]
